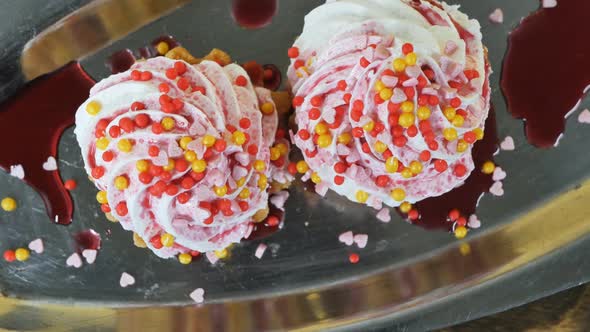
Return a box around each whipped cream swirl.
[288,0,490,208]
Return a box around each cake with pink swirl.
[75,56,291,259]
[288,0,491,211]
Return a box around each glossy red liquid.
[246,204,284,241]
[402,107,498,231]
[231,0,278,29]
[106,36,180,74]
[0,62,95,224]
[501,0,590,148]
[73,229,102,252]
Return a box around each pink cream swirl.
[288,0,490,209]
[75,57,290,258]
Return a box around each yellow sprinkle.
[399,113,415,128]
[163,158,175,171]
[86,100,101,116]
[136,160,149,172]
[374,80,385,92]
[393,58,407,72]
[276,143,289,155]
[417,106,431,120]
[179,137,193,150]
[315,122,328,135]
[296,160,309,174]
[481,161,496,174]
[337,132,352,145]
[161,117,175,131]
[114,176,129,190]
[454,226,468,239]
[444,107,456,121]
[443,128,458,141]
[96,137,110,151]
[214,185,227,197]
[401,168,413,179]
[459,243,471,256]
[457,139,469,153]
[117,139,133,153]
[270,147,281,161]
[311,172,321,184]
[178,253,192,264]
[232,131,246,145]
[236,177,246,187]
[215,248,229,259]
[452,115,465,127]
[363,121,375,132]
[391,188,406,202]
[96,191,108,204]
[385,157,399,173]
[239,188,250,199]
[405,52,417,66]
[258,174,268,189]
[379,88,393,101]
[317,134,332,148]
[253,160,266,172]
[160,233,175,247]
[409,161,423,175]
[15,248,30,262]
[474,128,485,140]
[374,141,387,153]
[260,102,275,115]
[399,201,412,214]
[1,197,17,212]
[355,190,369,203]
[192,159,207,173]
[202,135,218,148]
[156,41,170,55]
[401,101,414,113]
[184,150,197,162]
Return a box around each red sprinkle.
[349,253,360,264]
[109,125,121,138]
[337,80,347,91]
[287,162,298,175]
[238,201,249,212]
[334,162,347,173]
[408,209,419,220]
[134,114,150,128]
[453,164,467,177]
[91,166,105,179]
[119,118,135,133]
[152,123,164,134]
[434,160,448,173]
[267,215,280,226]
[102,151,114,162]
[402,43,414,55]
[407,125,418,137]
[139,172,153,184]
[287,47,299,58]
[239,117,251,129]
[158,83,170,93]
[310,96,323,107]
[419,150,431,162]
[131,101,146,111]
[180,176,196,189]
[235,75,248,87]
[308,108,321,120]
[177,77,190,90]
[148,145,160,157]
[375,175,390,187]
[3,250,16,262]
[360,57,370,68]
[100,204,111,213]
[450,97,461,108]
[115,202,128,216]
[174,61,187,75]
[165,68,178,80]
[140,71,152,81]
[448,208,460,221]
[150,235,163,249]
[130,70,141,81]
[298,129,311,140]
[343,93,352,104]
[292,96,304,107]
[352,127,364,138]
[456,216,467,227]
[247,144,258,155]
[428,95,439,106]
[464,131,477,144]
[214,139,227,152]
[64,179,77,190]
[177,192,191,204]
[294,59,305,69]
[334,175,345,185]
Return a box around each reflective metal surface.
[1,0,590,331]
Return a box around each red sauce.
[231,0,278,29]
[73,229,102,252]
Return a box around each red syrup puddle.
[501,0,590,148]
[399,106,499,231]
[246,203,284,241]
[0,62,96,224]
[105,35,180,74]
[231,0,278,29]
[73,229,102,252]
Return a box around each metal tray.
[1,0,590,331]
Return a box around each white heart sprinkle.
[492,167,507,181]
[468,214,481,229]
[489,8,504,24]
[500,136,515,151]
[542,0,557,8]
[254,243,267,259]
[189,288,205,303]
[353,234,368,249]
[42,156,58,171]
[82,249,97,264]
[28,238,44,254]
[489,181,504,196]
[119,272,135,287]
[206,251,219,265]
[9,165,25,180]
[338,231,354,246]
[66,253,82,268]
[578,109,590,124]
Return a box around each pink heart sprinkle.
[206,251,219,265]
[42,156,58,171]
[489,8,504,24]
[468,214,481,229]
[338,231,354,246]
[353,234,368,249]
[578,109,590,124]
[492,167,507,181]
[82,249,97,264]
[66,253,82,268]
[28,238,44,254]
[255,243,267,259]
[542,0,557,8]
[9,165,25,180]
[119,272,135,287]
[489,181,504,196]
[500,136,515,151]
[190,288,205,303]
[376,208,391,223]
